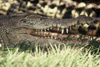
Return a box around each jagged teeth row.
[41,36,57,40]
[35,27,71,34]
[36,31,60,40]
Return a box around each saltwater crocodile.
[0,12,100,48]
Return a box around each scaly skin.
[0,13,99,48]
[17,14,94,34]
[0,13,27,46]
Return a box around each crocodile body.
[0,13,99,48]
[0,0,100,48]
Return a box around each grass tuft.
[0,43,100,67]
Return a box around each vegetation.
[0,43,100,67]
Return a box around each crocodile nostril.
[88,25,96,30]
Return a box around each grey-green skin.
[17,14,94,30]
[0,13,97,48]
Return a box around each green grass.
[0,44,100,67]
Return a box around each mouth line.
[23,27,81,41]
[27,29,99,42]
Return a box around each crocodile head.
[16,14,99,41]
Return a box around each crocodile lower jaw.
[27,29,71,40]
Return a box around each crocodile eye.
[20,19,26,23]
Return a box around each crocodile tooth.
[66,28,68,33]
[57,27,59,31]
[61,28,64,34]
